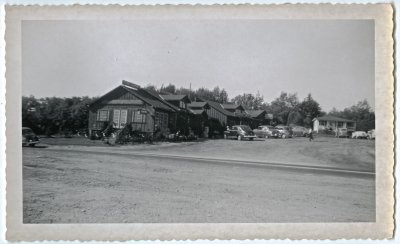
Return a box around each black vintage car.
[22,127,40,147]
[224,125,257,141]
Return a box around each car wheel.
[29,144,35,147]
[249,138,254,141]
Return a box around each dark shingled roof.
[313,115,355,123]
[246,110,267,118]
[188,102,209,109]
[122,86,177,112]
[221,103,244,110]
[90,81,185,112]
[160,94,191,103]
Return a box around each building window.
[179,101,186,109]
[133,110,146,123]
[155,112,169,130]
[320,120,326,126]
[338,122,344,127]
[97,110,109,121]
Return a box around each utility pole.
[189,83,192,101]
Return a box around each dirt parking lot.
[23,136,375,223]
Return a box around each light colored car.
[367,129,375,140]
[224,125,257,141]
[253,125,274,138]
[291,126,307,137]
[336,128,349,138]
[22,127,40,147]
[271,126,293,139]
[351,131,368,139]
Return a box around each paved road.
[23,146,375,223]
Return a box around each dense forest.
[22,83,375,135]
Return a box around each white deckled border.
[5,4,394,241]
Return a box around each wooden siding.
[206,107,227,125]
[89,104,155,132]
[90,105,175,135]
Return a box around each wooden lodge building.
[88,81,178,138]
[88,80,271,138]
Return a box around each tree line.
[22,96,96,136]
[22,83,375,135]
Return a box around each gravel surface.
[40,137,375,171]
[23,137,375,223]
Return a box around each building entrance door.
[113,109,128,128]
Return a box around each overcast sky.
[22,20,374,111]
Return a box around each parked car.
[336,128,349,138]
[291,126,308,137]
[271,126,293,139]
[253,125,275,138]
[352,131,368,139]
[367,129,375,140]
[22,127,40,147]
[224,125,256,141]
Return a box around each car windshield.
[240,125,252,132]
[22,128,33,134]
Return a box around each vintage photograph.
[5,4,394,241]
[21,19,376,223]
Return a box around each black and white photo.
[5,4,394,240]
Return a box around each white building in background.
[312,115,356,132]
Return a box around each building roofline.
[313,115,355,123]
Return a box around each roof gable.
[123,86,178,112]
[205,100,235,116]
[89,85,134,107]
[90,81,178,112]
